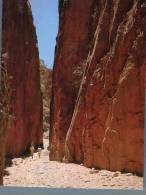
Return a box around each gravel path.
[4,139,143,189]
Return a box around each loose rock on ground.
[4,139,143,189]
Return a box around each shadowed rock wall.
[2,0,43,158]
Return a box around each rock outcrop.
[40,60,52,132]
[2,0,43,158]
[50,0,146,175]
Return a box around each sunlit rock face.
[2,0,43,158]
[50,0,145,175]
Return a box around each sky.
[29,0,59,68]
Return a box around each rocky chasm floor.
[4,139,143,189]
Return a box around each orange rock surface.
[50,0,145,175]
[2,0,43,157]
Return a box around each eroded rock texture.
[40,60,52,132]
[2,0,43,157]
[50,0,146,175]
[0,96,6,184]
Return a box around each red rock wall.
[50,0,97,161]
[2,0,43,157]
[50,0,146,175]
[0,67,8,183]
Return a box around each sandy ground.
[4,138,143,189]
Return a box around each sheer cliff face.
[2,0,43,157]
[50,0,145,175]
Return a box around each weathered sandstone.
[2,0,43,158]
[40,60,52,132]
[50,0,146,175]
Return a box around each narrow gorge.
[0,0,145,188]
